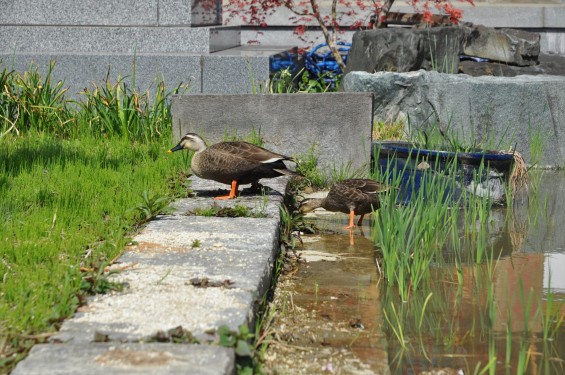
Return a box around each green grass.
[0,60,192,370]
[0,134,188,364]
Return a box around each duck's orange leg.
[214,180,238,200]
[344,210,356,230]
[356,214,365,227]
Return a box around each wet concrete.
[263,215,390,374]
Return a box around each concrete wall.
[171,93,374,172]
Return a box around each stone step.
[0,0,221,27]
[11,343,235,375]
[11,176,288,375]
[0,25,240,54]
[0,46,293,95]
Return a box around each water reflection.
[544,252,565,296]
[288,171,565,374]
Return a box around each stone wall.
[171,93,374,172]
[0,0,292,96]
[342,70,565,168]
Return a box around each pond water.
[264,171,565,374]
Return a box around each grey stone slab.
[190,0,222,27]
[0,26,220,54]
[460,5,545,28]
[0,45,288,97]
[130,215,280,255]
[0,0,158,26]
[158,0,191,26]
[200,54,271,93]
[239,28,334,49]
[343,70,565,168]
[0,53,201,97]
[214,44,297,57]
[209,27,242,53]
[391,4,550,28]
[11,343,234,375]
[171,92,374,172]
[544,6,565,28]
[170,176,288,218]
[45,174,286,347]
[152,0,223,27]
[54,283,253,343]
[50,211,278,341]
[542,31,565,55]
[227,3,565,29]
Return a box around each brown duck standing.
[300,179,390,229]
[168,133,298,199]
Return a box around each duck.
[168,133,298,199]
[299,179,391,229]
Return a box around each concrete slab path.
[12,176,289,375]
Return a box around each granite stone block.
[201,55,270,94]
[0,26,217,54]
[159,0,222,27]
[0,0,158,26]
[171,93,374,171]
[209,27,241,53]
[0,53,202,97]
[11,343,235,375]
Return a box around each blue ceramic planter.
[373,141,515,205]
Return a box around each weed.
[79,262,125,296]
[130,191,173,225]
[373,119,405,141]
[0,62,72,137]
[214,325,255,373]
[190,204,266,218]
[167,170,193,198]
[278,205,315,250]
[383,301,407,349]
[150,326,200,344]
[294,145,328,190]
[427,32,459,74]
[77,72,186,142]
[266,67,341,94]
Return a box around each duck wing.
[339,179,392,194]
[195,141,297,185]
[327,179,384,213]
[210,141,293,164]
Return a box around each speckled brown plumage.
[168,133,297,199]
[300,179,390,228]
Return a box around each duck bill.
[167,144,183,153]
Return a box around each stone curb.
[11,176,289,375]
